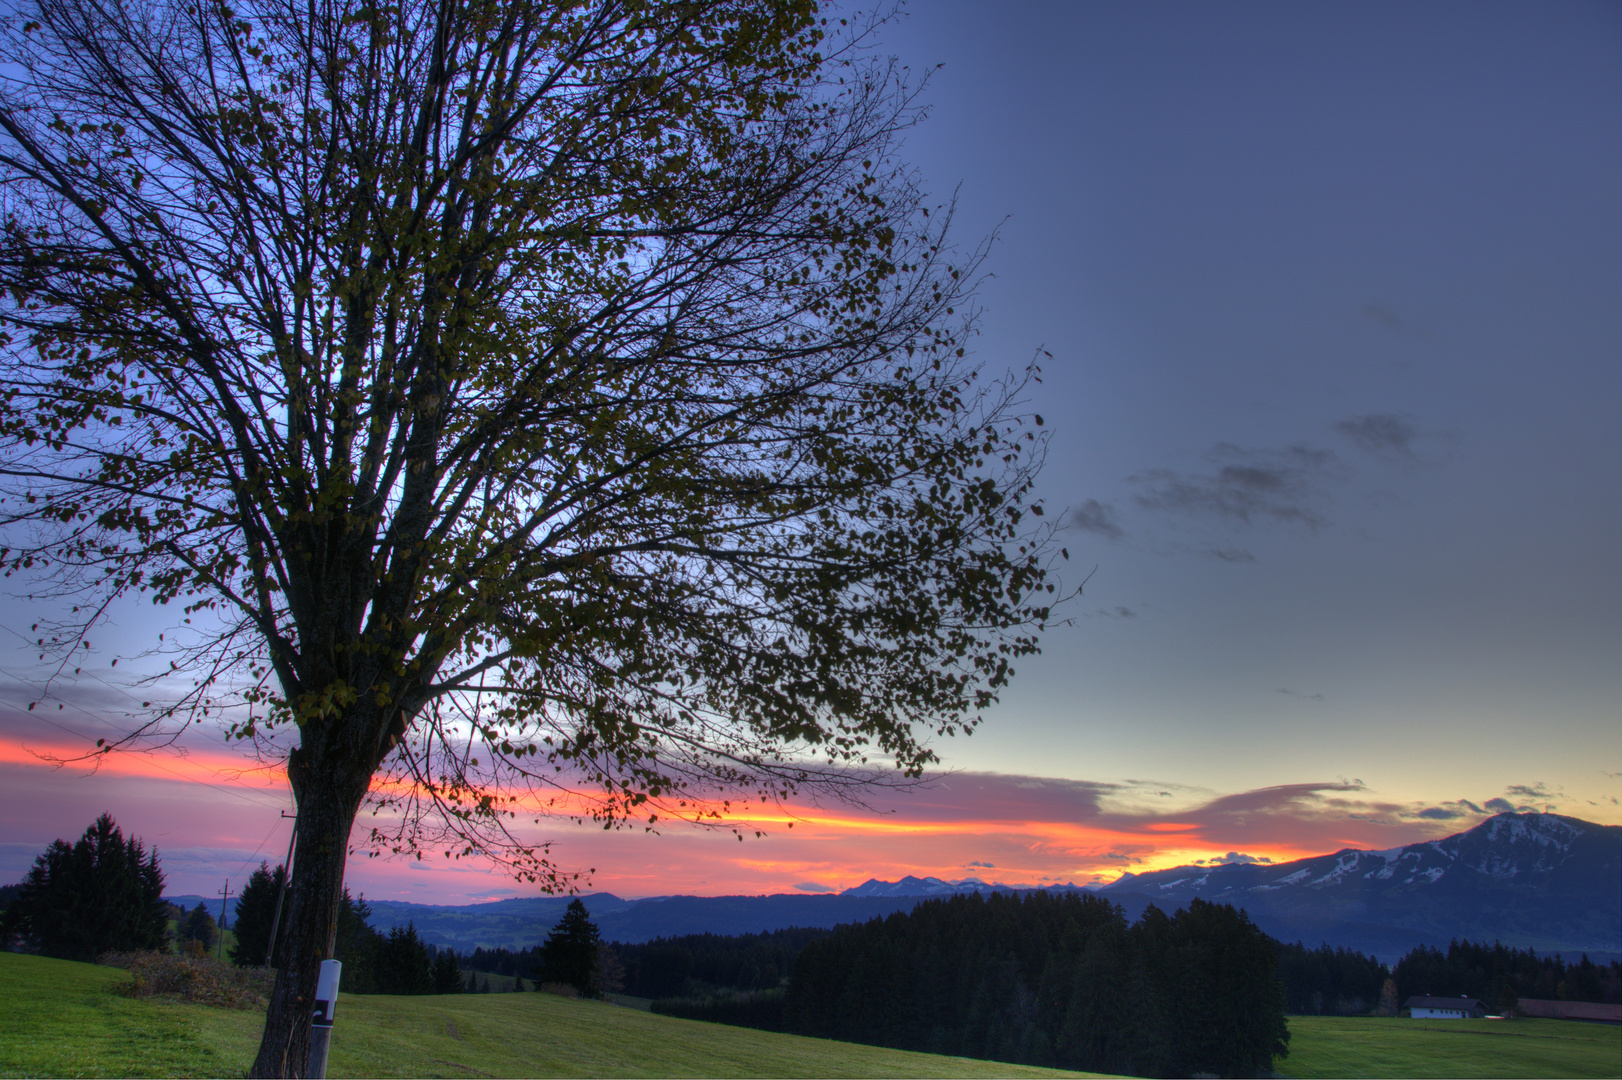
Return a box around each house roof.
[1404,996,1485,1010]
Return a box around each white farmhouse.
[1404,995,1486,1019]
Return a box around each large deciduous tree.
[0,0,1062,1073]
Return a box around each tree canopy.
[786,893,1290,1078]
[181,901,220,952]
[0,0,1062,1072]
[538,896,603,996]
[230,861,288,968]
[10,813,167,961]
[374,921,435,995]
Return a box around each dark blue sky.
[871,0,1621,815]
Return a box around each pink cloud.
[0,733,1596,903]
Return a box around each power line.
[0,621,166,712]
[0,675,288,812]
[0,631,302,899]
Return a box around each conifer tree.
[540,899,603,998]
[11,814,166,961]
[333,889,383,993]
[181,902,219,951]
[431,948,463,994]
[230,863,289,968]
[374,922,434,995]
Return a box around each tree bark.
[249,743,371,1078]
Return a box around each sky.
[2,0,1619,905]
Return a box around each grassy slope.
[6,953,1616,1079]
[1282,1015,1621,1079]
[0,953,255,1079]
[0,953,1090,1078]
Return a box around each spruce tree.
[431,948,463,995]
[230,863,289,968]
[11,814,166,961]
[333,889,383,993]
[374,922,433,995]
[181,902,219,951]
[540,899,603,998]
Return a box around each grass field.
[1280,1014,1621,1079]
[0,953,1092,1078]
[5,952,1618,1079]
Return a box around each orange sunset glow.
[0,729,1503,903]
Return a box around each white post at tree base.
[307,959,342,1079]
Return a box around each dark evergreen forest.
[1276,941,1391,1015]
[785,893,1288,1079]
[452,926,828,1000]
[1394,941,1621,1010]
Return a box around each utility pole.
[216,879,231,962]
[265,809,297,968]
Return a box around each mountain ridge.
[169,812,1619,961]
[1095,812,1619,960]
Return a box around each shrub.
[99,950,275,1009]
[538,981,580,999]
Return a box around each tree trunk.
[249,745,371,1078]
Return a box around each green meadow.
[0,953,1091,1078]
[1280,1014,1620,1079]
[3,952,1617,1079]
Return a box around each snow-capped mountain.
[1096,813,1620,961]
[840,875,1085,897]
[252,812,1615,957]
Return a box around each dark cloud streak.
[1335,413,1419,460]
[1068,499,1125,540]
[1130,443,1341,530]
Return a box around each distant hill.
[164,812,1619,961]
[839,875,1088,898]
[1096,812,1620,961]
[363,892,970,951]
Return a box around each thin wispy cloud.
[1276,688,1325,702]
[1335,413,1419,460]
[1068,499,1125,540]
[1361,304,1407,331]
[1087,606,1137,620]
[1121,414,1431,550]
[1130,443,1341,530]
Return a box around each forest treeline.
[131,855,1622,1022]
[459,926,830,999]
[1395,939,1620,1010]
[1274,938,1621,1014]
[785,892,1288,1078]
[619,917,1619,1021]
